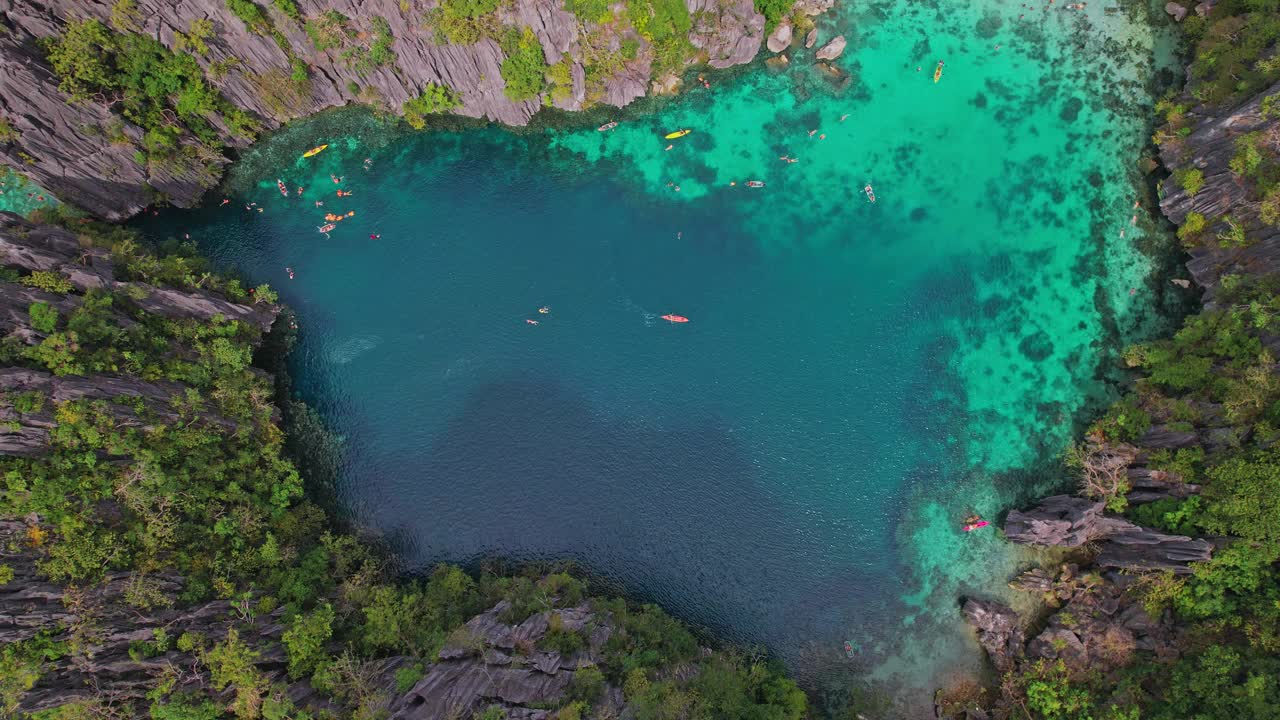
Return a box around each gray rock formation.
[687,0,765,68]
[815,35,845,61]
[1005,495,1213,574]
[388,601,625,720]
[766,22,793,53]
[0,212,278,331]
[0,0,808,218]
[804,27,817,49]
[1004,495,1105,547]
[961,598,1024,672]
[1165,1,1188,21]
[1158,80,1280,298]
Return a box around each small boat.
[661,314,689,323]
[303,144,328,158]
[318,223,336,233]
[963,520,990,532]
[276,178,288,197]
[864,184,876,203]
[598,122,618,132]
[933,60,944,83]
[664,129,691,139]
[746,180,765,188]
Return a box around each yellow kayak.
[933,61,944,84]
[302,144,329,158]
[664,129,691,139]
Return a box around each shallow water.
[135,0,1181,711]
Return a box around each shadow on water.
[375,371,872,654]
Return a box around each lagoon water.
[136,0,1183,712]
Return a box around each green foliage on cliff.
[402,84,463,128]
[1173,166,1204,196]
[1183,0,1280,107]
[500,28,549,101]
[0,219,809,720]
[27,302,58,334]
[754,0,793,33]
[225,0,272,33]
[43,18,260,168]
[305,10,350,51]
[565,0,614,24]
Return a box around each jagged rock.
[687,0,766,68]
[1171,278,1192,288]
[1006,496,1213,573]
[1125,467,1201,504]
[1094,522,1213,574]
[1137,425,1199,449]
[1165,2,1188,21]
[650,73,683,97]
[1195,1,1212,15]
[805,28,817,48]
[1027,627,1088,664]
[1004,495,1105,547]
[1009,568,1055,594]
[961,599,1024,672]
[767,22,793,53]
[815,35,846,61]
[0,212,278,332]
[1158,79,1280,298]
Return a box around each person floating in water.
[370,233,381,240]
[220,198,231,206]
[285,266,295,280]
[665,144,674,151]
[315,200,324,207]
[296,187,304,195]
[840,114,849,121]
[526,319,539,325]
[538,306,550,314]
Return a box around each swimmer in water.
[221,198,231,206]
[315,200,324,207]
[538,306,550,314]
[1119,229,1125,238]
[370,234,380,240]
[840,114,849,121]
[297,187,303,195]
[1131,214,1138,225]
[286,267,295,279]
[665,144,674,151]
[808,129,818,137]
[526,319,539,325]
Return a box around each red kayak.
[963,520,990,532]
[661,314,689,323]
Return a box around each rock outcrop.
[1158,79,1280,299]
[1004,495,1213,574]
[815,35,845,61]
[0,0,804,219]
[766,22,792,53]
[390,601,624,719]
[961,599,1024,672]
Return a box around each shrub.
[500,28,547,101]
[28,302,59,333]
[754,0,792,32]
[174,18,216,55]
[626,0,691,42]
[110,0,141,32]
[20,271,74,294]
[43,19,116,100]
[226,0,271,33]
[564,0,612,23]
[401,83,463,127]
[1175,167,1205,196]
[443,0,503,19]
[273,0,302,21]
[306,11,350,51]
[282,602,334,679]
[1177,210,1206,243]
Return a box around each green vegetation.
[109,0,141,33]
[427,0,503,45]
[226,0,271,34]
[564,0,613,24]
[273,0,302,22]
[173,19,216,56]
[42,18,259,175]
[402,84,462,128]
[500,28,548,101]
[1176,210,1206,243]
[1181,0,1280,107]
[1174,166,1204,196]
[0,118,18,144]
[0,215,808,719]
[305,10,350,50]
[754,0,793,33]
[625,0,694,75]
[19,270,73,294]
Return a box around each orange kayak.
[661,314,689,323]
[933,60,944,83]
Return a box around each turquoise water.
[133,0,1181,712]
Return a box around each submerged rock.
[767,22,793,53]
[816,35,846,60]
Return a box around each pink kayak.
[963,520,990,532]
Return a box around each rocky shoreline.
[0,0,835,221]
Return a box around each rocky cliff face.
[0,0,780,219]
[1158,79,1280,299]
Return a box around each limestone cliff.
[0,0,784,219]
